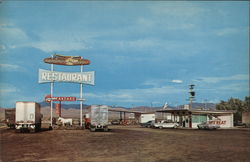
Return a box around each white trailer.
[15,102,42,133]
[89,105,108,132]
[139,114,155,123]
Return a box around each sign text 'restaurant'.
[38,69,95,85]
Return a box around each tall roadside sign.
[38,54,95,128]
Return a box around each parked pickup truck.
[197,121,220,130]
[154,120,179,129]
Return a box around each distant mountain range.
[39,101,90,109]
[39,101,216,111]
[0,102,216,120]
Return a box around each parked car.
[154,120,179,129]
[197,121,220,130]
[111,120,120,125]
[140,120,155,128]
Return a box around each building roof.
[108,107,143,114]
[156,109,235,115]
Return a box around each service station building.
[156,109,234,128]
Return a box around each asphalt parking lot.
[1,125,250,162]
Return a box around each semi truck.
[89,105,109,132]
[15,102,42,133]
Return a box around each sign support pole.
[80,64,83,127]
[50,57,54,128]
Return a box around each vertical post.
[204,99,207,110]
[190,98,193,110]
[80,65,83,127]
[123,112,125,123]
[50,59,54,127]
[189,84,195,110]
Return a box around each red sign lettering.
[45,95,76,102]
[208,120,226,125]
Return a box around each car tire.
[90,128,95,132]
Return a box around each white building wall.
[191,113,234,128]
[209,114,234,128]
[163,113,172,120]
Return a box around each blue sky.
[0,1,249,108]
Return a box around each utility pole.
[189,84,195,109]
[204,99,207,110]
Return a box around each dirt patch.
[1,125,250,162]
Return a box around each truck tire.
[104,127,108,132]
[35,124,40,132]
[30,128,36,133]
[159,126,163,129]
[81,125,85,130]
[15,129,21,133]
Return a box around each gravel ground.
[1,125,250,162]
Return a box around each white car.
[197,121,220,130]
[154,120,179,129]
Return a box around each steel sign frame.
[38,69,95,85]
[39,55,93,128]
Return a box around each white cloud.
[137,18,154,28]
[218,82,249,92]
[30,41,88,53]
[0,24,92,53]
[215,28,240,36]
[29,30,93,52]
[0,83,19,94]
[171,80,183,84]
[198,74,249,84]
[142,79,184,87]
[85,85,185,104]
[0,44,6,50]
[0,64,24,71]
[150,2,207,18]
[0,26,29,41]
[0,25,29,52]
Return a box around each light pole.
[189,84,195,109]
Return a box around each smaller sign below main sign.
[45,95,76,102]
